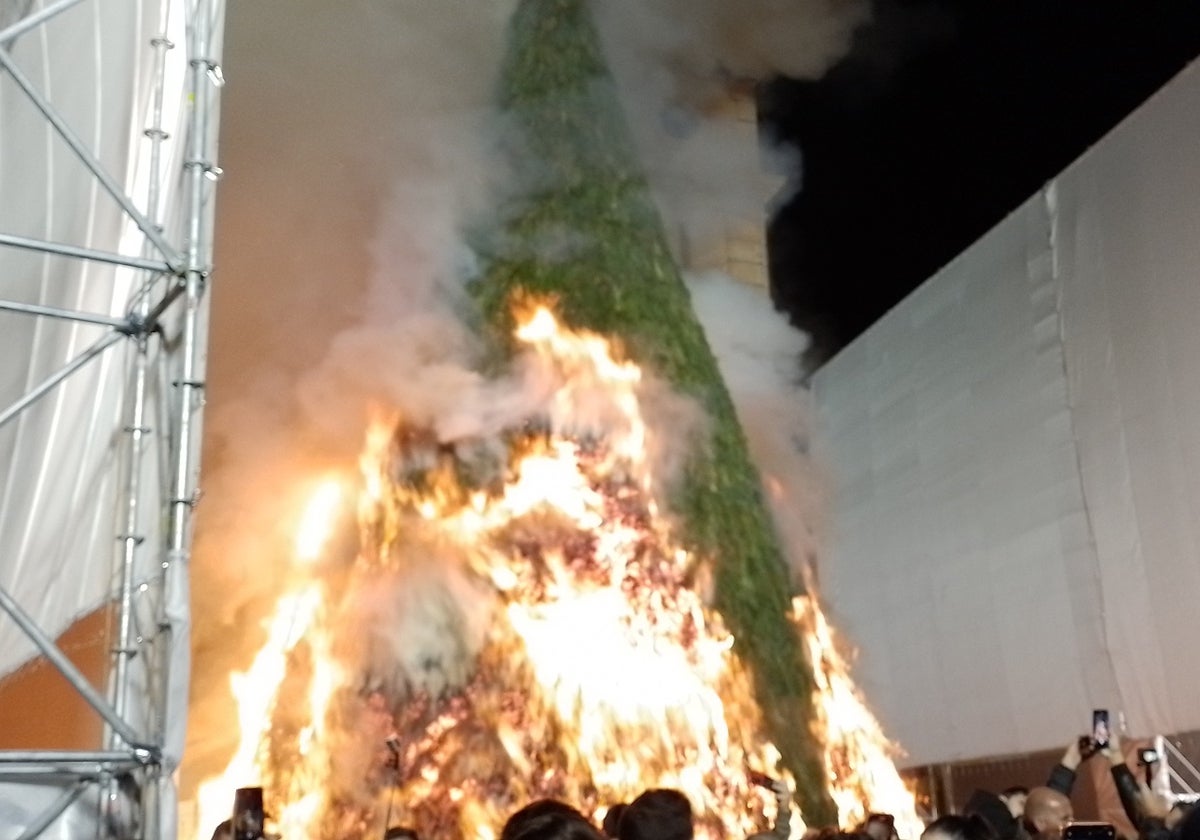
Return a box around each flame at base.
[192,307,918,840]
[793,595,923,840]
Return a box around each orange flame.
[191,305,920,840]
[195,479,346,836]
[295,479,344,563]
[792,595,922,839]
[195,585,323,834]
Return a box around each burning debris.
[199,307,801,838]
[195,306,920,840]
[193,0,926,836]
[793,596,925,840]
[192,0,923,824]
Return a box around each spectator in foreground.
[960,737,1079,840]
[1023,787,1073,840]
[1132,790,1178,840]
[1176,802,1200,840]
[1000,788,1030,821]
[862,813,900,840]
[747,777,793,840]
[1046,738,1087,796]
[965,789,1021,840]
[800,825,840,840]
[384,828,419,840]
[619,789,694,840]
[502,799,604,840]
[1164,800,1198,834]
[922,814,997,840]
[602,804,628,839]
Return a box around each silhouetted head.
[384,828,420,840]
[922,814,997,840]
[619,789,694,840]
[863,813,899,840]
[1168,800,1197,832]
[602,803,629,839]
[1023,788,1073,840]
[502,799,604,840]
[921,816,998,840]
[965,788,1019,840]
[1176,803,1200,840]
[800,827,834,840]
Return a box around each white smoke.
[686,271,828,586]
[589,0,869,254]
[189,0,858,802]
[189,0,520,790]
[341,552,497,700]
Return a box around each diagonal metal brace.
[0,330,124,430]
[12,779,89,840]
[0,0,89,46]
[0,46,184,273]
[0,584,147,750]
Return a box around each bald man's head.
[1024,788,1072,839]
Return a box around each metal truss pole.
[0,45,183,270]
[107,5,177,835]
[151,0,221,835]
[0,0,224,835]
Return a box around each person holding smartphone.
[745,772,792,840]
[1098,732,1176,840]
[1046,736,1087,797]
[1045,723,1165,840]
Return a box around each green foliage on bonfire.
[471,0,835,823]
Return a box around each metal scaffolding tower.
[0,0,223,836]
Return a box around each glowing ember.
[192,305,919,840]
[792,595,922,839]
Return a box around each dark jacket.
[965,789,1020,840]
[1046,764,1076,796]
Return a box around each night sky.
[760,1,1200,369]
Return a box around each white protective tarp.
[0,0,220,834]
[0,0,158,675]
[810,59,1200,767]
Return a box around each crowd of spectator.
[936,733,1197,840]
[209,731,1197,840]
[498,786,786,840]
[477,730,1198,840]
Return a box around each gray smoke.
[589,0,869,254]
[187,0,860,803]
[188,0,519,792]
[686,271,828,586]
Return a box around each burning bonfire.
[194,305,919,840]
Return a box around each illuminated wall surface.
[810,60,1200,767]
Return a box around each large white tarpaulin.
[811,60,1200,767]
[0,0,170,678]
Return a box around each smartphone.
[1063,823,1115,840]
[1092,709,1111,749]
